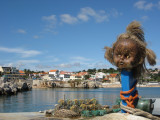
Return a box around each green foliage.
[148,71,160,82]
[87,68,96,75]
[84,75,91,80]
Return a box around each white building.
[49,70,60,79]
[59,71,71,81]
[0,66,19,74]
[95,72,106,79]
[0,66,22,82]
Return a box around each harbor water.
[0,87,160,113]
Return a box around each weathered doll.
[104,21,156,78]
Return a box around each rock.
[27,83,32,90]
[0,87,4,95]
[51,82,56,87]
[102,105,110,109]
[3,87,12,95]
[82,82,89,88]
[1,83,9,88]
[21,82,29,90]
[92,113,150,120]
[112,105,120,109]
[17,82,29,91]
[54,109,80,118]
[11,88,18,94]
[106,108,113,114]
[0,81,31,95]
[45,109,54,116]
[39,111,44,113]
[10,83,18,94]
[54,104,61,111]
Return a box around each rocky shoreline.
[0,112,152,120]
[0,81,32,95]
[32,80,160,89]
[32,80,101,89]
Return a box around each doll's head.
[104,21,156,78]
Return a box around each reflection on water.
[0,87,160,113]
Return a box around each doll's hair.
[104,21,156,78]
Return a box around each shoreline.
[0,111,156,120]
[0,112,47,120]
[32,84,160,89]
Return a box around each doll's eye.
[126,55,130,59]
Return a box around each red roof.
[103,78,109,81]
[60,71,65,75]
[40,72,48,75]
[110,73,118,77]
[49,70,58,72]
[19,70,25,74]
[77,72,88,76]
[60,71,72,75]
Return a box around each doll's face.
[113,39,138,70]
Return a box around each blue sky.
[0,0,160,72]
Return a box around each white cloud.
[110,8,123,18]
[42,7,122,28]
[35,64,51,69]
[33,35,40,39]
[157,1,160,9]
[77,13,89,22]
[156,59,160,63]
[134,1,154,10]
[42,15,57,33]
[78,7,109,23]
[141,15,149,21]
[42,15,57,25]
[17,60,40,64]
[94,61,110,68]
[52,58,59,62]
[71,56,92,61]
[17,29,26,34]
[60,14,78,24]
[2,62,26,69]
[53,62,81,69]
[44,56,60,63]
[0,46,41,58]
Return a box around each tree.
[98,69,102,72]
[84,75,91,80]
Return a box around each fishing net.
[81,110,107,117]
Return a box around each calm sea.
[0,87,160,113]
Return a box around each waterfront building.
[95,72,106,80]
[19,70,26,79]
[0,66,25,82]
[59,71,71,81]
[70,74,82,80]
[77,72,88,80]
[49,70,60,79]
[0,66,19,74]
[103,73,120,83]
[109,73,120,83]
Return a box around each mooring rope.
[120,81,138,108]
[120,102,160,120]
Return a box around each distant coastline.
[32,80,160,89]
